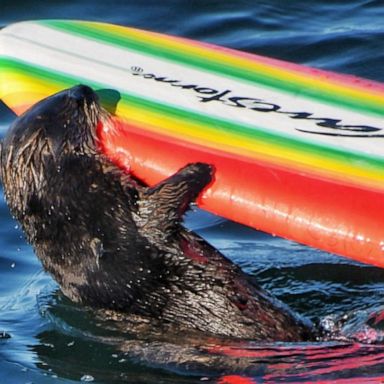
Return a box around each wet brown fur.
[0,85,316,347]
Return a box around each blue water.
[1,1,384,383]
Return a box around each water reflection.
[26,267,384,384]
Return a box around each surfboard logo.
[130,66,143,74]
[129,66,384,138]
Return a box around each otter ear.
[138,163,214,237]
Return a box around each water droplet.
[11,262,15,268]
[14,224,18,230]
[67,341,75,347]
[80,375,94,382]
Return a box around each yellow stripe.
[2,73,62,96]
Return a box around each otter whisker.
[17,129,42,158]
[5,144,13,171]
[29,163,40,190]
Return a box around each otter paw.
[179,162,214,183]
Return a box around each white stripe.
[1,21,384,159]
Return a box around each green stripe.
[41,20,384,117]
[1,57,384,177]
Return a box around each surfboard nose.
[69,84,99,104]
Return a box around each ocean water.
[1,1,384,383]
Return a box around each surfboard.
[0,20,384,267]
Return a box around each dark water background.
[1,1,384,383]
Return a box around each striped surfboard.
[0,20,384,266]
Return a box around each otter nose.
[69,85,98,104]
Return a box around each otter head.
[0,84,111,223]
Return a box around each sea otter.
[0,84,316,342]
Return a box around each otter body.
[0,85,315,342]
